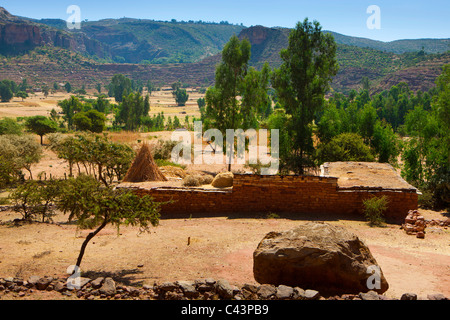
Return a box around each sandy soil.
[0,209,448,300]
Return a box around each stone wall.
[125,174,418,223]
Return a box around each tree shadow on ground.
[82,268,145,287]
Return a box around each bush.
[152,139,179,160]
[362,195,389,226]
[316,132,375,164]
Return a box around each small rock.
[276,285,294,299]
[18,291,25,297]
[401,293,417,300]
[304,289,320,300]
[177,281,199,299]
[91,277,104,289]
[27,276,40,286]
[242,283,258,293]
[159,281,178,292]
[293,287,305,300]
[257,284,276,299]
[427,293,447,300]
[215,279,234,300]
[36,277,53,290]
[359,290,380,300]
[416,231,425,239]
[99,277,116,296]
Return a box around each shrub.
[362,195,389,226]
[182,174,213,187]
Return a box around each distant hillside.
[1,7,449,94]
[239,25,450,93]
[325,31,450,54]
[25,16,245,64]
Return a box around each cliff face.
[0,7,109,58]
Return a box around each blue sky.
[2,0,449,41]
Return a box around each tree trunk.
[74,217,108,270]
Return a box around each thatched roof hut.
[122,143,167,182]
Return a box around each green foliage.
[64,82,72,93]
[48,133,135,184]
[115,92,150,130]
[401,64,450,209]
[15,91,28,101]
[56,174,161,267]
[316,133,375,164]
[58,96,83,129]
[0,80,14,102]
[205,34,251,133]
[9,180,62,222]
[271,18,339,174]
[108,74,132,102]
[152,139,179,160]
[0,155,21,189]
[0,134,42,180]
[25,116,58,144]
[0,118,23,135]
[173,88,189,106]
[362,195,389,227]
[73,109,106,133]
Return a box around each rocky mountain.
[1,7,449,94]
[0,7,109,58]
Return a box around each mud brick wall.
[125,174,418,223]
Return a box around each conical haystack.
[123,143,167,182]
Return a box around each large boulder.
[211,172,233,188]
[253,222,389,295]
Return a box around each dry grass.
[123,143,167,182]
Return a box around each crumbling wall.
[125,174,418,223]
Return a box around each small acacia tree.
[57,174,161,269]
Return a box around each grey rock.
[27,276,40,286]
[276,285,294,299]
[159,281,178,292]
[401,293,417,300]
[177,281,199,299]
[91,277,104,289]
[427,293,447,300]
[99,277,116,296]
[54,282,66,292]
[215,279,234,300]
[257,284,276,299]
[36,277,53,290]
[242,283,258,293]
[359,290,380,300]
[293,287,305,300]
[304,289,320,300]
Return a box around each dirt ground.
[0,209,449,300]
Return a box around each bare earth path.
[0,209,448,300]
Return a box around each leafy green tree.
[271,18,339,173]
[73,109,106,133]
[58,96,83,129]
[205,34,251,133]
[0,118,23,135]
[16,91,28,101]
[316,132,375,164]
[109,74,132,102]
[57,174,161,269]
[25,115,58,145]
[0,134,42,180]
[115,92,150,131]
[64,82,72,93]
[9,180,62,223]
[240,62,271,128]
[173,88,189,106]
[0,82,13,102]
